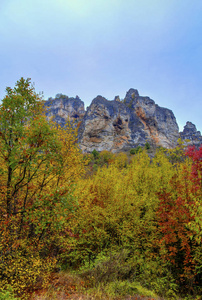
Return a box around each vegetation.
[0,78,86,298]
[0,78,201,299]
[0,286,17,300]
[130,146,143,154]
[130,143,151,155]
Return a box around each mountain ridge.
[45,89,202,152]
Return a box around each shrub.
[130,146,142,155]
[0,286,16,300]
[80,249,133,286]
[145,142,151,150]
[92,149,100,159]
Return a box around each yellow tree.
[0,78,86,296]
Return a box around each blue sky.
[0,0,202,132]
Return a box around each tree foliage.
[0,78,86,297]
[0,78,201,299]
[67,148,202,298]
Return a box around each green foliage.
[130,146,143,155]
[100,150,114,164]
[165,138,186,164]
[0,78,86,298]
[0,286,17,300]
[88,280,158,299]
[68,149,201,298]
[92,149,100,159]
[0,78,201,300]
[55,93,68,99]
[80,249,132,284]
[145,142,151,150]
[68,151,171,268]
[79,249,159,298]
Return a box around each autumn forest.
[0,79,201,299]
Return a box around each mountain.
[45,89,201,152]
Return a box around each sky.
[0,0,202,132]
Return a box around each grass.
[29,270,162,300]
[29,269,201,300]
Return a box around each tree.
[0,78,61,219]
[0,78,85,296]
[145,142,151,150]
[157,147,202,294]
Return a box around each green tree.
[145,142,151,150]
[0,78,61,219]
[92,149,100,160]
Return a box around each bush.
[79,250,160,298]
[80,249,133,285]
[145,142,151,150]
[130,146,142,155]
[100,150,115,165]
[92,149,100,159]
[0,286,16,300]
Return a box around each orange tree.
[0,78,85,297]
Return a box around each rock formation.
[44,89,201,153]
[77,88,179,152]
[180,121,202,146]
[45,94,85,127]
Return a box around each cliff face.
[77,89,179,152]
[77,96,132,152]
[45,94,85,127]
[44,89,201,153]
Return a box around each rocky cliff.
[77,89,180,152]
[44,89,202,153]
[45,94,85,127]
[45,89,185,152]
[180,121,202,147]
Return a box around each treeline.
[0,79,201,299]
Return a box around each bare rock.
[180,121,202,146]
[78,90,179,152]
[43,89,186,153]
[78,96,132,152]
[45,94,85,127]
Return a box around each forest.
[0,78,201,300]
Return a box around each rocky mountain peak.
[183,121,198,133]
[44,89,201,153]
[124,88,139,105]
[126,88,139,98]
[114,96,121,102]
[78,89,179,152]
[180,121,202,146]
